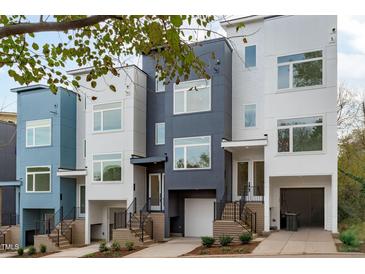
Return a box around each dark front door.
[280,188,324,228]
[25,230,35,246]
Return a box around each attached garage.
[280,188,324,228]
[184,198,215,237]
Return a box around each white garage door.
[184,198,215,237]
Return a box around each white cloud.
[338,15,365,54]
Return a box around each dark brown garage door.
[280,188,324,228]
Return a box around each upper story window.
[26,119,51,147]
[155,122,165,145]
[155,72,165,93]
[93,102,122,133]
[245,45,256,68]
[93,153,122,182]
[174,136,211,170]
[26,166,51,193]
[277,50,323,90]
[277,116,323,153]
[244,104,256,128]
[173,79,211,115]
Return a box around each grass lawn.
[182,242,259,256]
[82,247,145,258]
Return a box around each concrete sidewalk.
[43,243,99,258]
[252,228,337,255]
[125,237,201,258]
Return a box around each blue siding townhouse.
[12,85,77,246]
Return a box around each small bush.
[111,240,121,252]
[221,246,231,253]
[98,240,109,252]
[27,246,36,256]
[239,232,253,244]
[340,230,360,247]
[125,241,134,251]
[201,236,215,247]
[219,235,233,246]
[17,248,24,256]
[40,244,47,253]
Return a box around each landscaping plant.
[239,232,253,244]
[125,241,134,251]
[111,240,121,252]
[201,236,215,247]
[17,248,24,256]
[27,246,36,256]
[340,229,360,247]
[219,235,233,246]
[40,244,47,253]
[98,240,109,252]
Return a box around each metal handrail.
[114,198,136,229]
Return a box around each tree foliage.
[0,15,215,93]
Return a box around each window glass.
[174,136,211,169]
[174,91,185,113]
[34,127,51,146]
[27,174,33,192]
[278,116,322,127]
[293,126,323,152]
[93,103,122,132]
[244,104,256,127]
[103,160,121,181]
[93,153,121,161]
[277,51,322,64]
[174,147,185,169]
[278,128,290,152]
[26,119,51,147]
[35,174,51,191]
[278,65,290,89]
[93,162,101,181]
[80,185,86,214]
[186,86,210,112]
[245,45,256,68]
[26,128,33,147]
[26,167,50,192]
[94,112,101,131]
[174,136,210,146]
[93,154,122,182]
[293,60,323,88]
[103,109,121,131]
[155,123,165,145]
[186,145,210,168]
[254,161,264,196]
[155,74,165,93]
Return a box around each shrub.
[219,235,233,246]
[340,229,360,247]
[98,240,109,252]
[125,241,134,251]
[111,240,121,252]
[201,236,215,247]
[27,246,36,256]
[221,246,231,253]
[17,248,24,256]
[239,232,253,244]
[40,244,47,253]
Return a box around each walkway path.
[44,243,99,258]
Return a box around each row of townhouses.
[0,15,338,249]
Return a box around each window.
[26,167,51,192]
[155,73,165,92]
[93,102,122,132]
[26,119,51,147]
[277,116,323,153]
[245,45,256,68]
[155,122,165,145]
[93,153,122,182]
[173,79,211,115]
[79,185,85,215]
[174,136,211,170]
[277,50,323,90]
[244,104,256,128]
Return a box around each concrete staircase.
[129,214,154,245]
[48,219,74,249]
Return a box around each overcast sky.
[0,15,364,112]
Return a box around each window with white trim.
[174,136,211,170]
[277,116,323,153]
[155,122,165,145]
[26,119,51,147]
[174,79,211,115]
[26,167,51,192]
[93,153,122,182]
[93,102,122,132]
[155,72,165,92]
[244,104,256,128]
[277,50,323,90]
[245,45,256,68]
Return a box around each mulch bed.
[182,242,259,256]
[11,251,59,258]
[82,247,145,258]
[336,243,365,253]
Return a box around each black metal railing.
[1,213,19,226]
[114,198,136,229]
[214,191,227,220]
[138,200,153,242]
[240,185,264,203]
[240,205,257,234]
[35,207,64,236]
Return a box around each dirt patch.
[11,251,59,258]
[82,247,145,258]
[182,242,259,256]
[336,243,365,253]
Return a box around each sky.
[0,15,364,112]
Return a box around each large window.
[277,50,323,90]
[173,79,211,115]
[93,102,122,132]
[26,166,51,192]
[26,119,51,147]
[277,116,323,153]
[245,45,256,68]
[174,136,211,170]
[155,122,165,145]
[244,104,256,128]
[93,153,122,182]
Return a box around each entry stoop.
[213,220,255,242]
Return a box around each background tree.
[0,15,216,93]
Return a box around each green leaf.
[170,16,183,27]
[32,43,39,50]
[91,81,97,88]
[109,85,116,92]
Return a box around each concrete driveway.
[125,237,201,258]
[252,228,337,255]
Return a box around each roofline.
[189,37,233,52]
[67,64,147,76]
[10,84,49,93]
[220,15,283,27]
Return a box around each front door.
[236,161,264,201]
[149,173,164,211]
